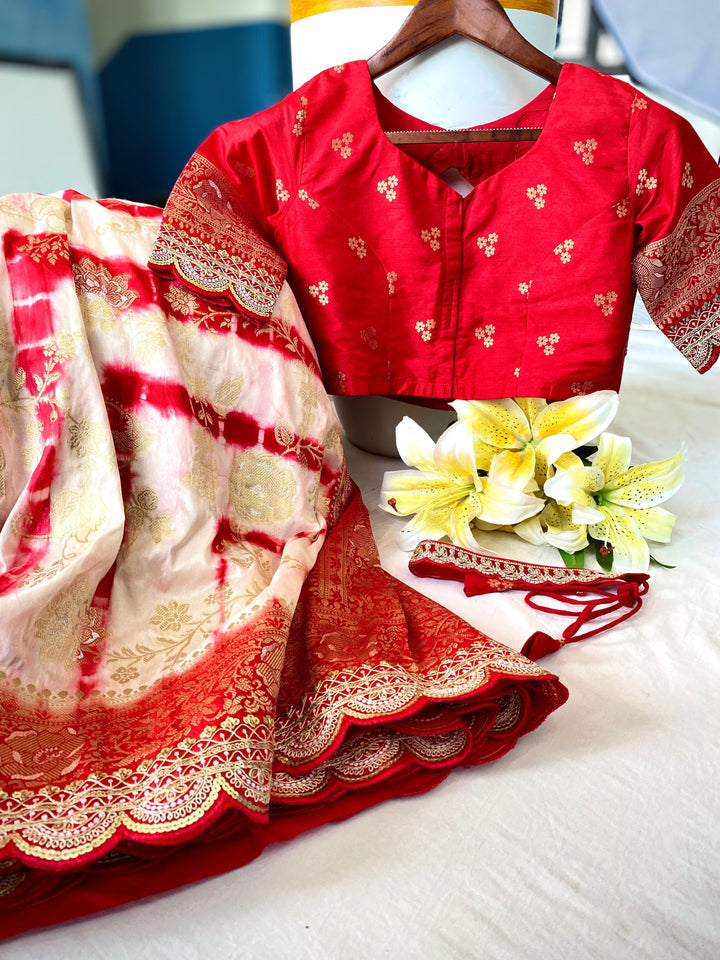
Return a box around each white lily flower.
[514,500,589,554]
[544,433,685,571]
[380,417,543,551]
[452,391,619,488]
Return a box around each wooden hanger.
[367,0,562,144]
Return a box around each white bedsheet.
[9,315,720,959]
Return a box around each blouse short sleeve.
[630,94,720,373]
[148,93,304,318]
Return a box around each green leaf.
[558,547,586,569]
[593,538,615,572]
[650,554,676,570]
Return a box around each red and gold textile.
[0,192,566,937]
[150,62,720,401]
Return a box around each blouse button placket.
[444,192,466,393]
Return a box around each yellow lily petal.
[591,432,632,484]
[471,438,500,473]
[534,434,577,488]
[613,505,676,543]
[603,447,685,508]
[554,450,584,471]
[450,398,531,449]
[397,510,448,551]
[488,447,538,492]
[513,502,588,552]
[449,491,485,550]
[433,418,482,488]
[546,525,589,553]
[532,390,619,445]
[382,417,484,550]
[589,505,650,572]
[514,397,547,424]
[476,477,544,526]
[513,515,548,546]
[380,470,469,516]
[544,463,605,523]
[541,501,589,552]
[394,416,437,471]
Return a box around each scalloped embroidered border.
[0,643,549,865]
[274,644,546,767]
[148,153,286,318]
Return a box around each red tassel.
[521,632,564,660]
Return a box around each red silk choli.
[150,61,720,401]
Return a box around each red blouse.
[149,61,720,401]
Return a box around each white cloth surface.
[9,313,720,958]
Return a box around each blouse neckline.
[356,58,570,199]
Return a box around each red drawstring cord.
[408,540,652,660]
[520,574,650,658]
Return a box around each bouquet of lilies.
[380,391,685,573]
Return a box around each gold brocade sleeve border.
[633,177,720,372]
[148,154,287,319]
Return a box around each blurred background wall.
[89,0,292,203]
[0,0,292,202]
[0,0,718,203]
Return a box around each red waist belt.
[409,540,650,659]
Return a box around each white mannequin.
[290,1,561,455]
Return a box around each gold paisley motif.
[229,451,296,526]
[35,576,93,669]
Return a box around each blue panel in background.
[0,0,107,181]
[100,22,292,204]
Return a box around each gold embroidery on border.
[0,718,275,863]
[0,621,552,860]
[633,177,720,369]
[148,154,286,318]
[272,727,470,798]
[274,640,546,767]
[410,540,604,585]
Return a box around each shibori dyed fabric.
[0,193,566,937]
[149,62,720,402]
